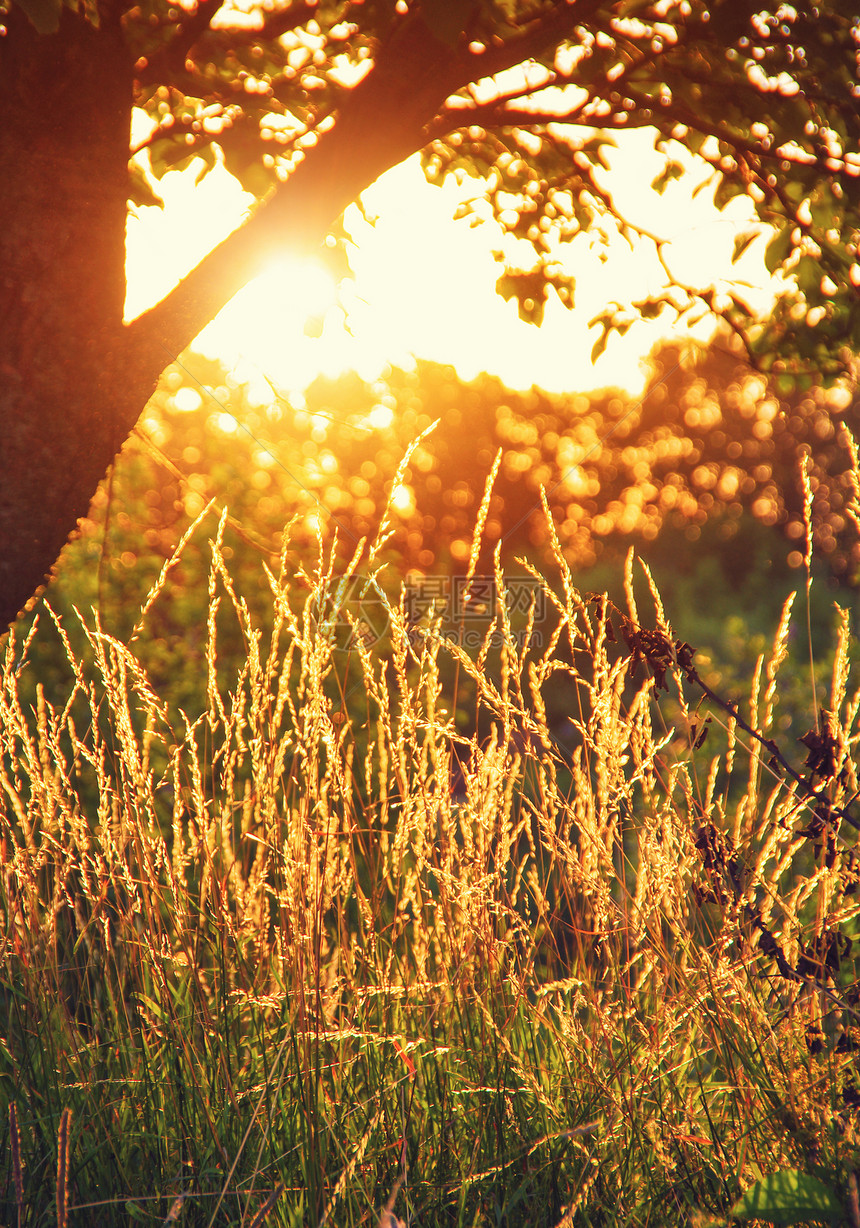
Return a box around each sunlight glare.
[196,253,337,364]
[172,387,203,413]
[391,484,415,514]
[366,404,395,430]
[127,125,776,402]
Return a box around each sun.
[197,253,338,365]
[126,154,349,389]
[126,135,776,403]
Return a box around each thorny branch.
[600,599,860,836]
[598,598,860,1029]
[679,645,860,835]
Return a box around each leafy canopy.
[10,0,860,381]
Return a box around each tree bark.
[0,8,136,629]
[0,4,573,631]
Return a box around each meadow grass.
[1,495,860,1226]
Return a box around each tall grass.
[1,489,860,1225]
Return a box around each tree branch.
[464,0,605,80]
[126,11,457,368]
[125,1,607,380]
[136,0,317,86]
[135,0,223,84]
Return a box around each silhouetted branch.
[136,0,317,87]
[603,600,860,836]
[126,3,611,377]
[680,647,860,834]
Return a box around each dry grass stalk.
[1,446,860,1224]
[56,1107,71,1228]
[9,1103,22,1228]
[247,1183,285,1228]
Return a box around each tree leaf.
[651,161,685,195]
[580,135,615,171]
[590,329,609,364]
[731,1171,845,1224]
[732,232,758,263]
[495,268,550,326]
[794,255,820,296]
[764,227,793,275]
[128,163,164,210]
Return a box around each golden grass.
[0,487,859,1224]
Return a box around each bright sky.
[125,126,776,399]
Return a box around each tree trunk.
[0,9,137,629]
[0,7,487,631]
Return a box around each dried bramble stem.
[679,646,860,835]
[601,592,860,836]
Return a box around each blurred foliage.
[23,335,859,741]
[86,334,860,582]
